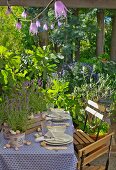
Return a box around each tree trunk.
[75,40,80,61]
[39,31,49,47]
[74,9,80,61]
[110,15,116,61]
[96,9,105,57]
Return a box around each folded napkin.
[35,136,45,142]
[45,146,67,150]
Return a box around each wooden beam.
[0,0,116,9]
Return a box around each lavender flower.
[6,6,12,15]
[43,23,48,31]
[36,20,41,28]
[23,81,31,87]
[21,9,28,18]
[50,24,54,30]
[38,79,43,87]
[58,20,62,27]
[29,22,38,35]
[54,0,68,19]
[16,19,22,30]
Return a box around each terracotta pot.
[9,133,25,148]
[89,133,108,141]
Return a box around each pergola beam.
[0,0,116,9]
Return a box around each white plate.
[47,112,70,120]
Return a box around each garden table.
[0,118,77,170]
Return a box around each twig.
[7,0,55,22]
[33,0,54,20]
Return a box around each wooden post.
[0,0,116,9]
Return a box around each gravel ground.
[91,152,116,170]
[91,123,116,170]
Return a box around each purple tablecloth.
[0,119,77,170]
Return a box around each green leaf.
[25,49,34,55]
[0,46,7,55]
[1,70,8,84]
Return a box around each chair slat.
[75,131,90,144]
[88,100,106,112]
[88,100,99,109]
[83,146,109,166]
[74,132,85,144]
[73,138,79,145]
[78,132,114,158]
[85,106,103,120]
[77,130,94,143]
[83,165,105,170]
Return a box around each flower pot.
[9,133,25,148]
[89,133,108,141]
[2,125,11,140]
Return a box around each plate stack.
[44,126,73,146]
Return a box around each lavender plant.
[5,86,29,132]
[28,81,48,114]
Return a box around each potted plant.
[28,82,48,114]
[7,110,28,148]
[1,85,29,147]
[86,120,110,140]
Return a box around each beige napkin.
[45,146,67,150]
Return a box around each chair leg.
[105,135,113,170]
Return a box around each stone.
[10,130,16,135]
[34,133,40,138]
[5,144,11,148]
[15,147,19,151]
[37,127,41,132]
[40,141,46,147]
[26,141,32,145]
[16,130,20,134]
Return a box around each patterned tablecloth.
[0,119,77,170]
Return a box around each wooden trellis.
[0,0,116,9]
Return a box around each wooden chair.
[77,132,114,170]
[73,100,104,151]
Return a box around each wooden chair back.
[83,100,104,141]
[78,132,114,170]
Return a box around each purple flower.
[50,24,54,30]
[23,81,31,87]
[6,6,12,15]
[36,20,41,28]
[43,23,48,31]
[38,79,43,87]
[16,19,22,30]
[54,0,68,19]
[21,9,28,18]
[29,22,38,35]
[58,20,62,27]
